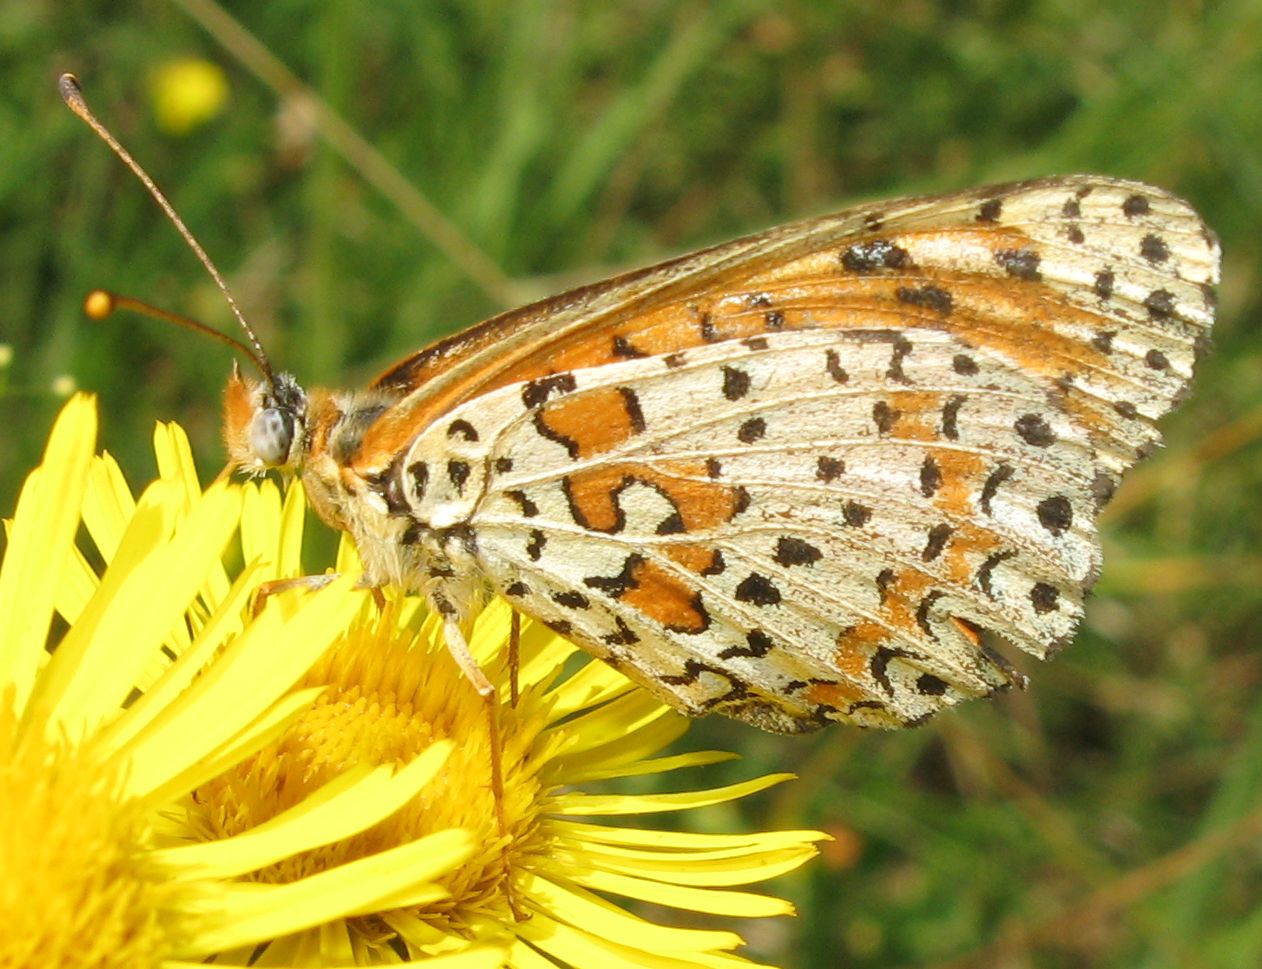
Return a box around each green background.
[3,2,1262,967]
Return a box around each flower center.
[0,703,170,969]
[190,607,547,926]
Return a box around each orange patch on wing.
[941,520,1001,587]
[622,559,708,633]
[804,679,869,709]
[929,448,985,516]
[951,616,982,647]
[347,399,418,474]
[666,543,722,574]
[828,568,937,676]
[538,386,643,459]
[882,391,943,442]
[564,460,743,534]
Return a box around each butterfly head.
[223,362,310,473]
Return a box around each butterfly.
[220,174,1219,733]
[62,74,1219,735]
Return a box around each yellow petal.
[549,773,794,816]
[240,479,284,574]
[560,749,736,784]
[119,578,363,799]
[180,830,473,955]
[79,450,137,566]
[32,483,242,742]
[156,741,454,878]
[0,395,97,715]
[95,563,262,757]
[144,686,327,806]
[519,871,745,953]
[517,910,757,969]
[563,838,820,886]
[569,867,794,918]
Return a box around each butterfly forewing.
[344,174,1217,732]
[358,175,1216,479]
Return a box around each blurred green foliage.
[3,1,1261,967]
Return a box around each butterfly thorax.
[225,367,490,611]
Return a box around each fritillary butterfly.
[224,175,1219,732]
[63,75,1220,734]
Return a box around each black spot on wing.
[922,524,953,562]
[1031,582,1060,614]
[1140,233,1170,264]
[719,629,774,660]
[1144,289,1176,320]
[840,239,911,273]
[735,573,782,606]
[774,536,822,567]
[1122,193,1150,217]
[618,386,647,433]
[873,401,898,434]
[825,349,849,384]
[738,418,766,443]
[526,529,547,561]
[447,419,478,441]
[895,283,953,316]
[552,590,590,609]
[1036,495,1073,535]
[1015,414,1056,447]
[977,197,1003,223]
[995,247,1042,281]
[522,372,577,408]
[816,456,845,482]
[584,554,644,597]
[447,460,470,494]
[979,463,1014,515]
[941,395,964,441]
[612,334,647,358]
[722,366,752,400]
[920,455,942,498]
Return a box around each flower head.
[148,58,229,136]
[1,397,825,967]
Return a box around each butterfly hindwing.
[352,175,1218,732]
[396,328,1095,730]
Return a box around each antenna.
[83,289,264,361]
[59,72,275,382]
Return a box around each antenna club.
[59,73,85,109]
[83,289,116,320]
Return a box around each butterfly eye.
[250,406,295,467]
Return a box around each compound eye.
[250,407,294,467]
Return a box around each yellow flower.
[0,396,498,968]
[1,396,826,967]
[148,58,229,136]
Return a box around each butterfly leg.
[508,609,521,708]
[250,573,385,617]
[250,573,341,617]
[442,618,526,921]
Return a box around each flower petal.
[517,909,759,969]
[118,578,364,799]
[548,773,794,816]
[0,395,96,715]
[567,868,794,918]
[520,871,745,953]
[179,829,474,956]
[156,741,455,878]
[31,482,243,742]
